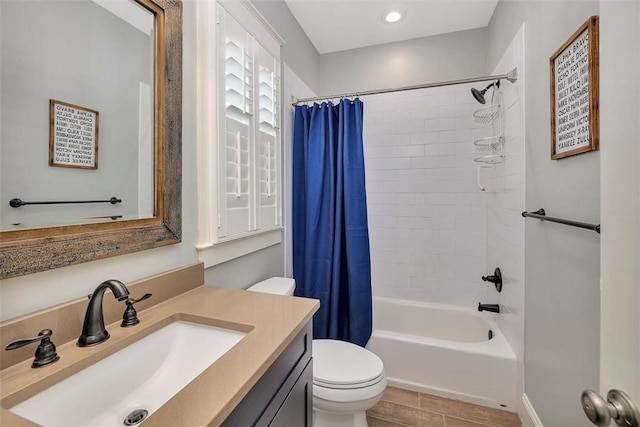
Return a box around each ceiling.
[283,0,499,54]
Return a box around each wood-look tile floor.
[366,386,522,427]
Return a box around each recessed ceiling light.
[385,11,402,23]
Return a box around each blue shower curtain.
[292,99,372,347]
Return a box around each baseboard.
[518,393,543,427]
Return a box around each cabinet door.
[222,322,312,426]
[268,359,312,427]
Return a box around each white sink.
[10,320,247,426]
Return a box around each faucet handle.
[121,293,152,327]
[481,267,502,292]
[6,329,60,368]
[129,293,152,305]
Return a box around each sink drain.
[124,409,148,426]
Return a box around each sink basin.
[10,320,247,426]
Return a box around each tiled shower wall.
[362,83,494,307]
[487,25,526,397]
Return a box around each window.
[196,0,283,267]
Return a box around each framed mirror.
[0,0,182,279]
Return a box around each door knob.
[582,389,640,426]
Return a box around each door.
[591,1,640,425]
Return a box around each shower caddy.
[473,82,504,192]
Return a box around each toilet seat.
[313,339,385,390]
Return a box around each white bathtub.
[366,296,517,410]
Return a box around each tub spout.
[478,303,500,313]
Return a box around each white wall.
[488,2,600,425]
[320,28,489,95]
[204,245,284,289]
[486,24,526,401]
[250,0,321,93]
[362,85,491,306]
[599,0,640,402]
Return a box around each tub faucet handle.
[481,267,502,292]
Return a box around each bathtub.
[366,296,517,410]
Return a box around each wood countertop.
[0,285,319,426]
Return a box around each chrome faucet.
[78,280,130,347]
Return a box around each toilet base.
[313,409,368,427]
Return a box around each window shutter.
[196,0,284,265]
[256,44,280,228]
[214,4,281,241]
[218,8,254,237]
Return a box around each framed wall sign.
[550,16,599,160]
[49,99,99,169]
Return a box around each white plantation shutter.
[216,6,281,239]
[196,0,283,266]
[256,44,280,229]
[218,8,253,237]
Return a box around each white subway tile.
[439,206,472,218]
[424,118,457,132]
[440,130,472,144]
[410,205,440,218]
[366,157,411,170]
[396,169,425,181]
[410,156,439,169]
[405,180,439,193]
[439,105,460,118]
[423,93,451,107]
[396,193,425,205]
[410,107,440,121]
[364,99,399,113]
[455,241,486,257]
[365,169,397,182]
[396,120,426,134]
[368,215,397,228]
[383,205,412,217]
[439,180,478,193]
[365,146,396,158]
[398,96,427,110]
[410,229,437,242]
[455,216,487,232]
[396,145,425,157]
[364,122,398,136]
[410,131,440,145]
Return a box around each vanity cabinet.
[222,321,313,426]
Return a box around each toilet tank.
[247,277,295,296]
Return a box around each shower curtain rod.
[291,67,517,105]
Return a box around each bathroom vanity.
[0,263,319,426]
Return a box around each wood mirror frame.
[0,0,182,279]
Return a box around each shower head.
[471,87,488,104]
[471,80,500,104]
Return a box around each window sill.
[196,228,282,268]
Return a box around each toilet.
[248,277,387,427]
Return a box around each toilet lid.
[247,277,295,296]
[313,340,384,388]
